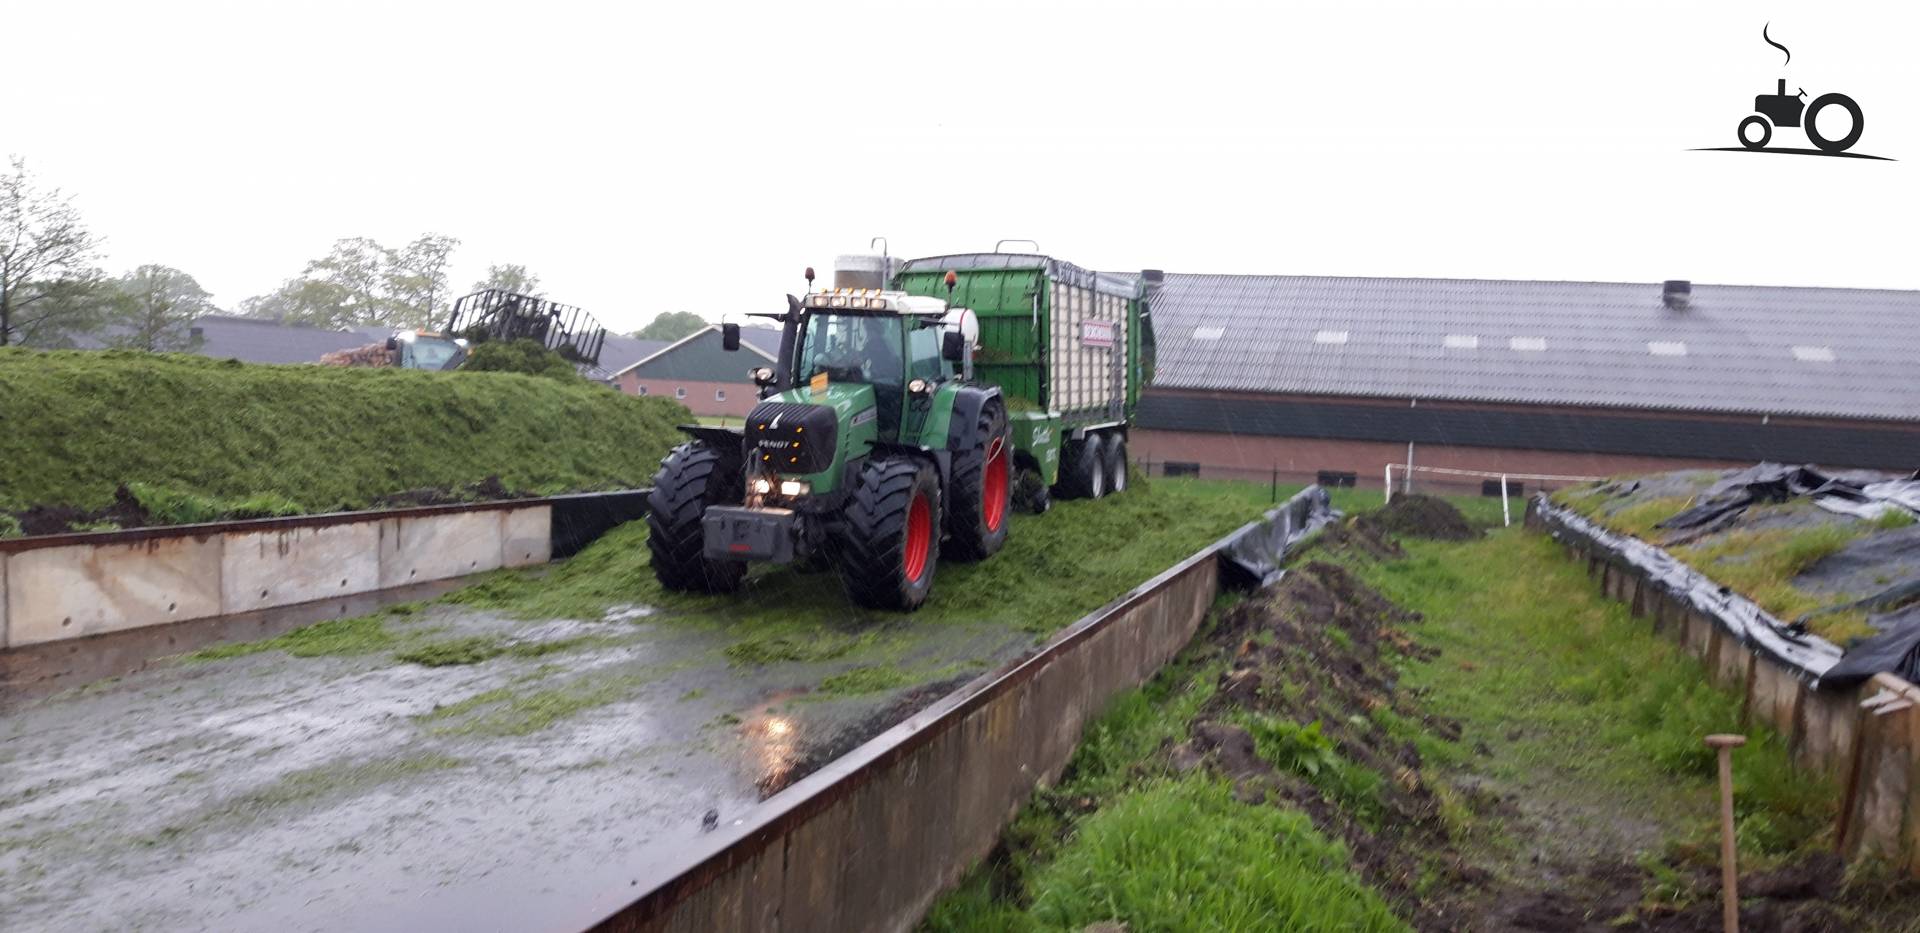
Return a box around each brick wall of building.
[1131,428,1749,494]
[615,373,758,417]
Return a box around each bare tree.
[110,264,217,351]
[0,156,103,346]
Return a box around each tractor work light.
[778,480,810,497]
[749,477,773,495]
[908,378,931,395]
[750,366,775,385]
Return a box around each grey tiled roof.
[1134,273,1920,423]
[189,315,382,364]
[595,334,673,378]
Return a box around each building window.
[1316,470,1357,488]
[1482,480,1525,498]
[1163,461,1202,478]
[635,384,648,395]
[715,388,727,402]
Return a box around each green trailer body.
[894,254,1152,425]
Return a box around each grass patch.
[1672,525,1869,640]
[187,616,398,661]
[1343,530,1833,863]
[393,634,602,667]
[1606,495,1696,538]
[724,631,880,666]
[924,778,1406,932]
[1238,715,1386,827]
[817,666,911,695]
[1871,509,1917,531]
[0,347,688,513]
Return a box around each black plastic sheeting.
[1217,486,1338,590]
[1658,463,1920,531]
[1823,604,1920,687]
[1536,500,1846,685]
[548,489,652,559]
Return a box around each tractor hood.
[745,382,879,490]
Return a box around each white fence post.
[1500,474,1511,527]
[1383,465,1394,505]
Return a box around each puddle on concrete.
[0,600,1036,931]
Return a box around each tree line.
[1,155,712,352]
[0,156,550,351]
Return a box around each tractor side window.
[908,326,944,382]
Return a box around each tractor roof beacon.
[645,249,1151,611]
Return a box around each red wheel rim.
[904,492,932,583]
[983,438,1008,532]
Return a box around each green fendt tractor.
[646,251,1151,610]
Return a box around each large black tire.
[1102,435,1129,496]
[1738,114,1771,150]
[1805,93,1863,153]
[1054,433,1106,500]
[646,442,746,593]
[839,458,941,611]
[944,401,1011,561]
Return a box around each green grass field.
[0,348,690,519]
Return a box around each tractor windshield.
[404,336,467,371]
[796,313,905,389]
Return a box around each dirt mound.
[1316,516,1406,560]
[1372,494,1477,540]
[12,485,154,536]
[1169,563,1483,924]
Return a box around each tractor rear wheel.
[944,401,1011,561]
[1103,435,1129,496]
[1055,433,1106,500]
[646,442,746,593]
[839,457,941,610]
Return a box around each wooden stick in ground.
[1706,733,1748,933]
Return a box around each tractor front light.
[749,477,773,496]
[907,378,931,396]
[778,480,810,497]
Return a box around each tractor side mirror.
[941,330,966,362]
[721,323,741,352]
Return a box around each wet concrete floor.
[0,598,1031,931]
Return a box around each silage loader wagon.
[645,250,1151,612]
[893,253,1153,504]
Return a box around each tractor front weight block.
[703,506,800,563]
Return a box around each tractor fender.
[944,385,1005,453]
[678,424,745,448]
[868,440,951,491]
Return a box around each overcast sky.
[8,0,1915,333]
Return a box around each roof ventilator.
[1663,280,1691,311]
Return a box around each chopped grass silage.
[0,348,689,513]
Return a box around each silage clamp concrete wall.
[0,505,552,649]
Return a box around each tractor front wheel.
[944,401,1011,561]
[646,442,746,593]
[1738,115,1771,150]
[839,458,942,611]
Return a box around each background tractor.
[646,249,1151,610]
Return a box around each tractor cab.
[386,330,469,370]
